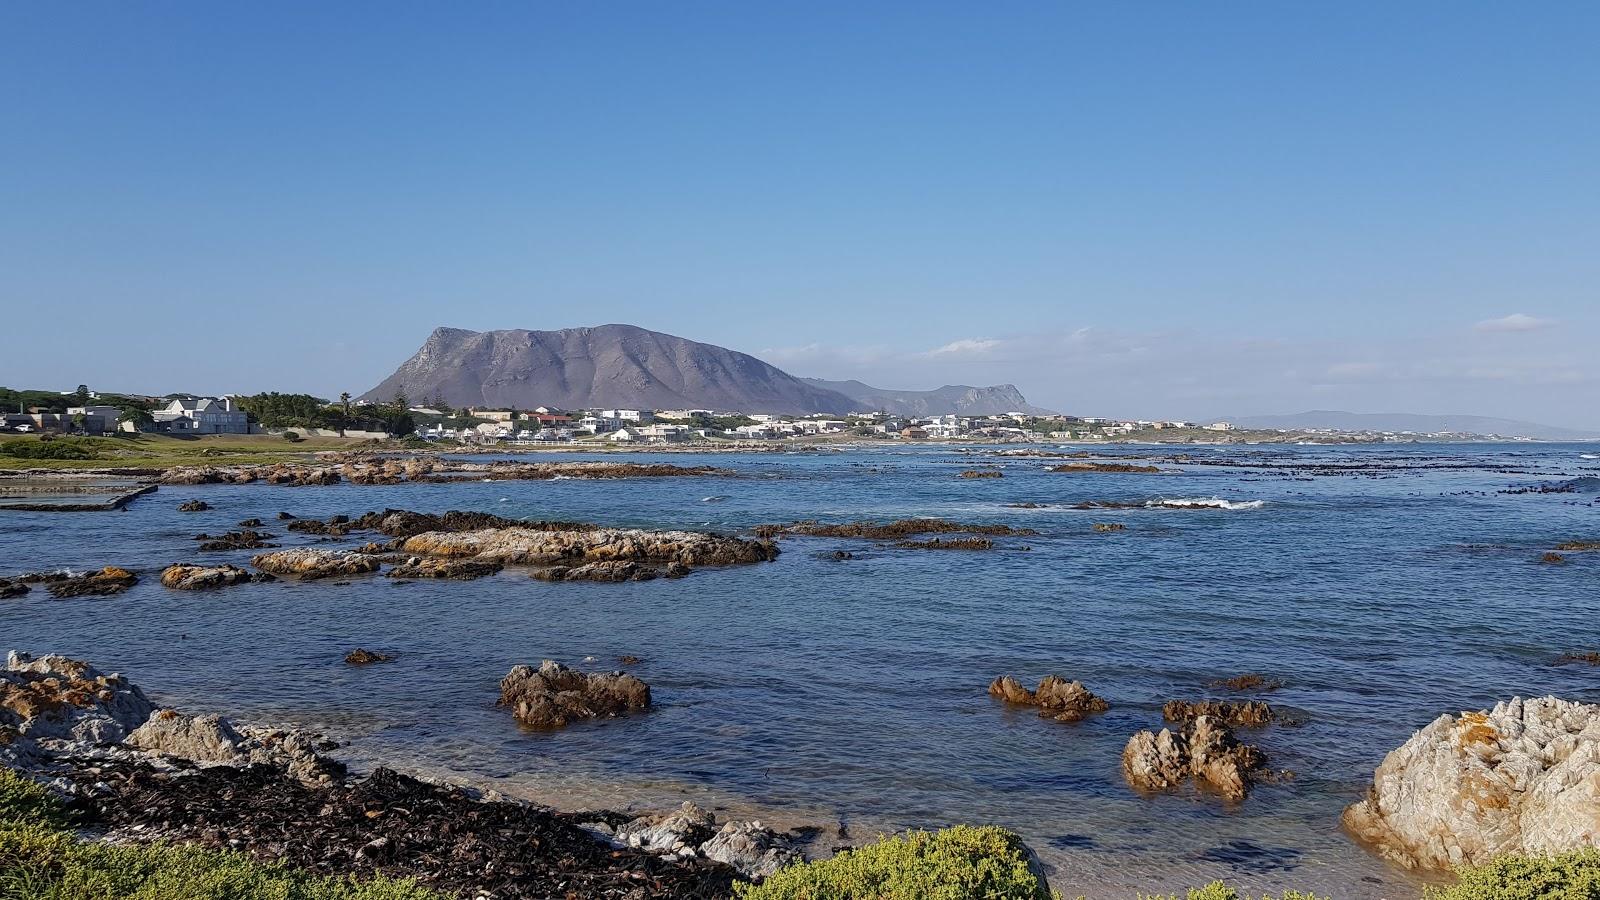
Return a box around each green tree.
[72,384,89,406]
[339,392,352,437]
[117,407,154,432]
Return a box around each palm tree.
[339,392,351,437]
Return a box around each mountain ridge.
[801,378,1053,417]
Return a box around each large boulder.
[160,563,269,590]
[251,549,380,579]
[611,801,800,879]
[1343,696,1600,869]
[1,651,155,745]
[498,661,651,729]
[126,710,246,762]
[700,820,802,879]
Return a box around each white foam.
[1146,497,1266,510]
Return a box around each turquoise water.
[3,443,1598,897]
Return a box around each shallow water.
[4,442,1599,898]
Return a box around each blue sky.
[3,3,1597,426]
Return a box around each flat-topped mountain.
[361,325,858,414]
[801,378,1053,417]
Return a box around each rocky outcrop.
[385,557,503,580]
[160,563,270,590]
[1050,462,1162,474]
[126,708,343,783]
[757,519,1037,540]
[0,578,28,599]
[401,527,777,571]
[194,529,278,551]
[610,801,800,880]
[1342,696,1600,869]
[959,470,1003,479]
[1163,699,1275,727]
[344,649,394,665]
[988,675,1110,723]
[1123,716,1266,801]
[498,661,651,729]
[41,566,138,599]
[532,560,690,582]
[161,465,341,487]
[177,499,211,512]
[1,652,155,752]
[250,549,380,579]
[1093,523,1126,533]
[893,537,995,551]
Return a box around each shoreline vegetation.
[6,653,1599,899]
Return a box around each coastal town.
[2,386,1552,447]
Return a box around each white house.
[152,398,250,434]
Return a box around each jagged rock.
[699,821,801,879]
[1,651,155,744]
[345,649,395,665]
[498,661,651,728]
[616,801,717,853]
[177,500,211,512]
[160,563,269,590]
[1342,696,1600,869]
[533,561,660,582]
[1122,715,1266,801]
[1163,699,1275,727]
[0,579,28,599]
[402,527,777,570]
[195,529,278,551]
[1093,522,1126,533]
[988,674,1109,722]
[251,549,380,580]
[237,518,263,528]
[44,567,138,599]
[385,557,502,580]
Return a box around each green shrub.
[0,769,68,830]
[282,430,303,443]
[736,825,1055,900]
[1426,849,1600,900]
[0,439,97,460]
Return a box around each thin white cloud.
[1474,313,1554,333]
[922,338,1002,358]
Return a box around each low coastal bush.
[0,768,442,900]
[736,825,1056,899]
[1426,849,1600,900]
[0,439,97,460]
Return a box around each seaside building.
[152,397,250,434]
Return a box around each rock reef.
[1163,699,1276,727]
[1342,696,1600,869]
[159,563,270,590]
[402,526,777,571]
[756,519,1037,539]
[498,660,651,729]
[31,566,139,599]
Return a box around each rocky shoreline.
[0,651,813,898]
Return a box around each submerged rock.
[498,660,651,729]
[0,579,29,599]
[1093,522,1126,533]
[1123,715,1267,801]
[1050,461,1162,474]
[176,500,211,512]
[958,469,1003,479]
[160,563,269,590]
[195,529,278,551]
[757,519,1036,539]
[251,548,380,580]
[988,674,1109,722]
[43,567,138,599]
[1342,696,1600,869]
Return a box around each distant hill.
[802,378,1053,417]
[1228,410,1600,441]
[361,325,858,414]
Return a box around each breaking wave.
[1147,497,1266,511]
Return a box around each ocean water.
[4,443,1599,898]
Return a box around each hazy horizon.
[3,5,1597,428]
